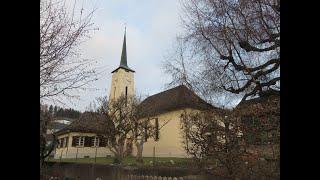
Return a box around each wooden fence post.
[153,146,155,167]
[59,149,63,162]
[94,146,98,163]
[75,147,79,161]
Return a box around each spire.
[112,26,134,73]
[120,27,127,68]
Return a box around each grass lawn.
[47,156,193,167]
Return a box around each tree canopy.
[164,0,280,105]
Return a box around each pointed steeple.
[120,27,127,68]
[112,27,135,73]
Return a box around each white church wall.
[132,108,200,158]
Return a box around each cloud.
[58,0,182,111]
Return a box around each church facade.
[53,30,218,159]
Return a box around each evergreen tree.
[53,106,58,117]
[48,105,53,116]
[47,105,81,119]
[56,107,63,117]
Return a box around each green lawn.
[47,156,193,167]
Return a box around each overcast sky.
[61,0,183,111]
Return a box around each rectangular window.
[100,137,107,147]
[92,136,100,147]
[84,136,92,147]
[77,136,85,147]
[144,121,148,142]
[61,138,65,148]
[125,86,128,106]
[62,137,66,147]
[155,118,159,141]
[65,137,69,147]
[60,137,68,148]
[72,136,79,147]
[58,139,62,148]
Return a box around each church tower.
[109,28,135,102]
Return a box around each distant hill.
[40,104,82,119]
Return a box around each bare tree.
[163,38,196,91]
[40,104,58,171]
[180,92,280,179]
[180,109,245,178]
[169,1,280,178]
[132,112,157,163]
[164,0,280,102]
[40,0,97,174]
[40,0,97,102]
[232,92,280,179]
[92,95,156,164]
[92,95,129,163]
[163,38,241,108]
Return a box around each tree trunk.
[135,140,144,163]
[114,145,124,164]
[112,137,126,164]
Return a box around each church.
[53,30,219,159]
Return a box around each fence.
[127,175,183,180]
[43,162,218,180]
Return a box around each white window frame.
[62,137,66,147]
[65,137,69,147]
[59,138,65,148]
[58,139,62,148]
[92,136,99,147]
[77,136,85,147]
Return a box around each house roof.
[54,112,113,136]
[234,89,280,117]
[138,85,215,118]
[237,89,280,107]
[48,122,68,130]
